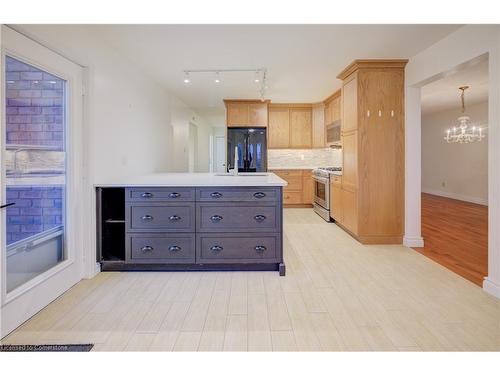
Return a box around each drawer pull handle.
[169,192,180,198]
[254,214,266,222]
[169,245,181,252]
[210,192,223,198]
[141,215,154,221]
[169,215,181,222]
[141,192,153,198]
[210,245,223,252]
[141,245,154,252]
[255,245,267,252]
[253,192,266,199]
[211,215,223,222]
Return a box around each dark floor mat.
[0,344,93,352]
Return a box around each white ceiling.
[93,24,461,125]
[421,57,489,115]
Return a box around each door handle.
[254,214,266,222]
[210,215,223,222]
[0,203,16,209]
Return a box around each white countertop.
[95,172,288,187]
[268,166,318,170]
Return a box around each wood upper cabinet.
[268,107,290,148]
[312,103,325,148]
[225,100,268,127]
[248,102,268,127]
[336,59,407,244]
[324,90,341,126]
[268,105,312,149]
[331,95,341,123]
[324,100,332,125]
[341,75,357,132]
[290,108,312,148]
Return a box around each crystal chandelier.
[444,86,486,143]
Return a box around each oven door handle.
[313,175,330,184]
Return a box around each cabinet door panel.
[332,96,341,123]
[248,103,268,127]
[227,102,249,126]
[302,172,314,204]
[331,184,343,222]
[312,103,325,148]
[342,75,357,132]
[268,108,290,148]
[342,188,357,234]
[290,108,312,148]
[342,130,358,191]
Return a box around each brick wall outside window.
[5,56,66,246]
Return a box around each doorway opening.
[416,56,489,286]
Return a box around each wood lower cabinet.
[302,171,314,204]
[272,169,313,207]
[336,59,407,244]
[340,188,357,234]
[330,175,343,222]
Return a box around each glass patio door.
[4,55,67,292]
[1,26,84,338]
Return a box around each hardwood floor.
[1,209,498,351]
[415,193,488,286]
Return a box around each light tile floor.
[2,209,499,351]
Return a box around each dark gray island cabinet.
[96,175,286,275]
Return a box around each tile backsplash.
[268,148,342,169]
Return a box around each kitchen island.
[96,173,287,275]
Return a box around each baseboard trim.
[483,278,500,299]
[422,188,488,206]
[403,235,424,248]
[357,235,403,245]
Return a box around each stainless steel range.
[312,167,342,221]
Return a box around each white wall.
[422,101,488,205]
[405,24,500,298]
[11,25,210,179]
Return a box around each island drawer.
[127,234,195,263]
[197,203,280,232]
[126,188,195,202]
[196,187,280,203]
[126,203,195,232]
[196,233,279,263]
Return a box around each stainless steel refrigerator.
[227,127,267,172]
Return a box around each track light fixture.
[182,68,268,99]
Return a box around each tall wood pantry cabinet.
[336,59,407,244]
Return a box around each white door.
[214,136,226,173]
[0,26,84,337]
